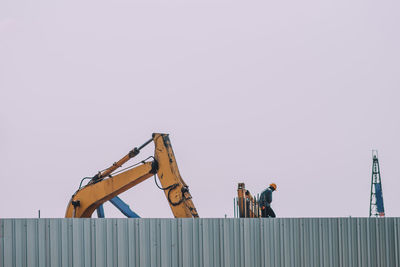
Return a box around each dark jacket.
[260,187,273,207]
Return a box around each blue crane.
[369,150,385,217]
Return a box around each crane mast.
[369,150,385,217]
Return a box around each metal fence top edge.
[1,217,399,221]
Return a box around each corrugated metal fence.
[1,218,399,267]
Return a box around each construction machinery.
[236,183,261,218]
[65,133,199,218]
[369,150,385,217]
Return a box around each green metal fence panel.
[0,218,399,267]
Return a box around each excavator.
[65,133,199,218]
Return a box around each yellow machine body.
[65,133,199,218]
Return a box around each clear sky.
[1,0,399,218]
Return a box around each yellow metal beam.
[65,162,155,218]
[153,133,199,218]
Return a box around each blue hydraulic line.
[110,196,140,218]
[97,204,105,218]
[96,196,140,218]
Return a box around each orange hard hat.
[269,183,277,191]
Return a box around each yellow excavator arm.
[65,133,199,218]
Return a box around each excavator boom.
[65,133,199,218]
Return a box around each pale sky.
[1,0,399,218]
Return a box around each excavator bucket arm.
[65,133,199,218]
[153,133,199,218]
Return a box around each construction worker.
[259,183,277,218]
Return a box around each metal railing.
[234,194,261,218]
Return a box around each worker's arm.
[65,161,157,218]
[266,189,272,204]
[259,190,266,206]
